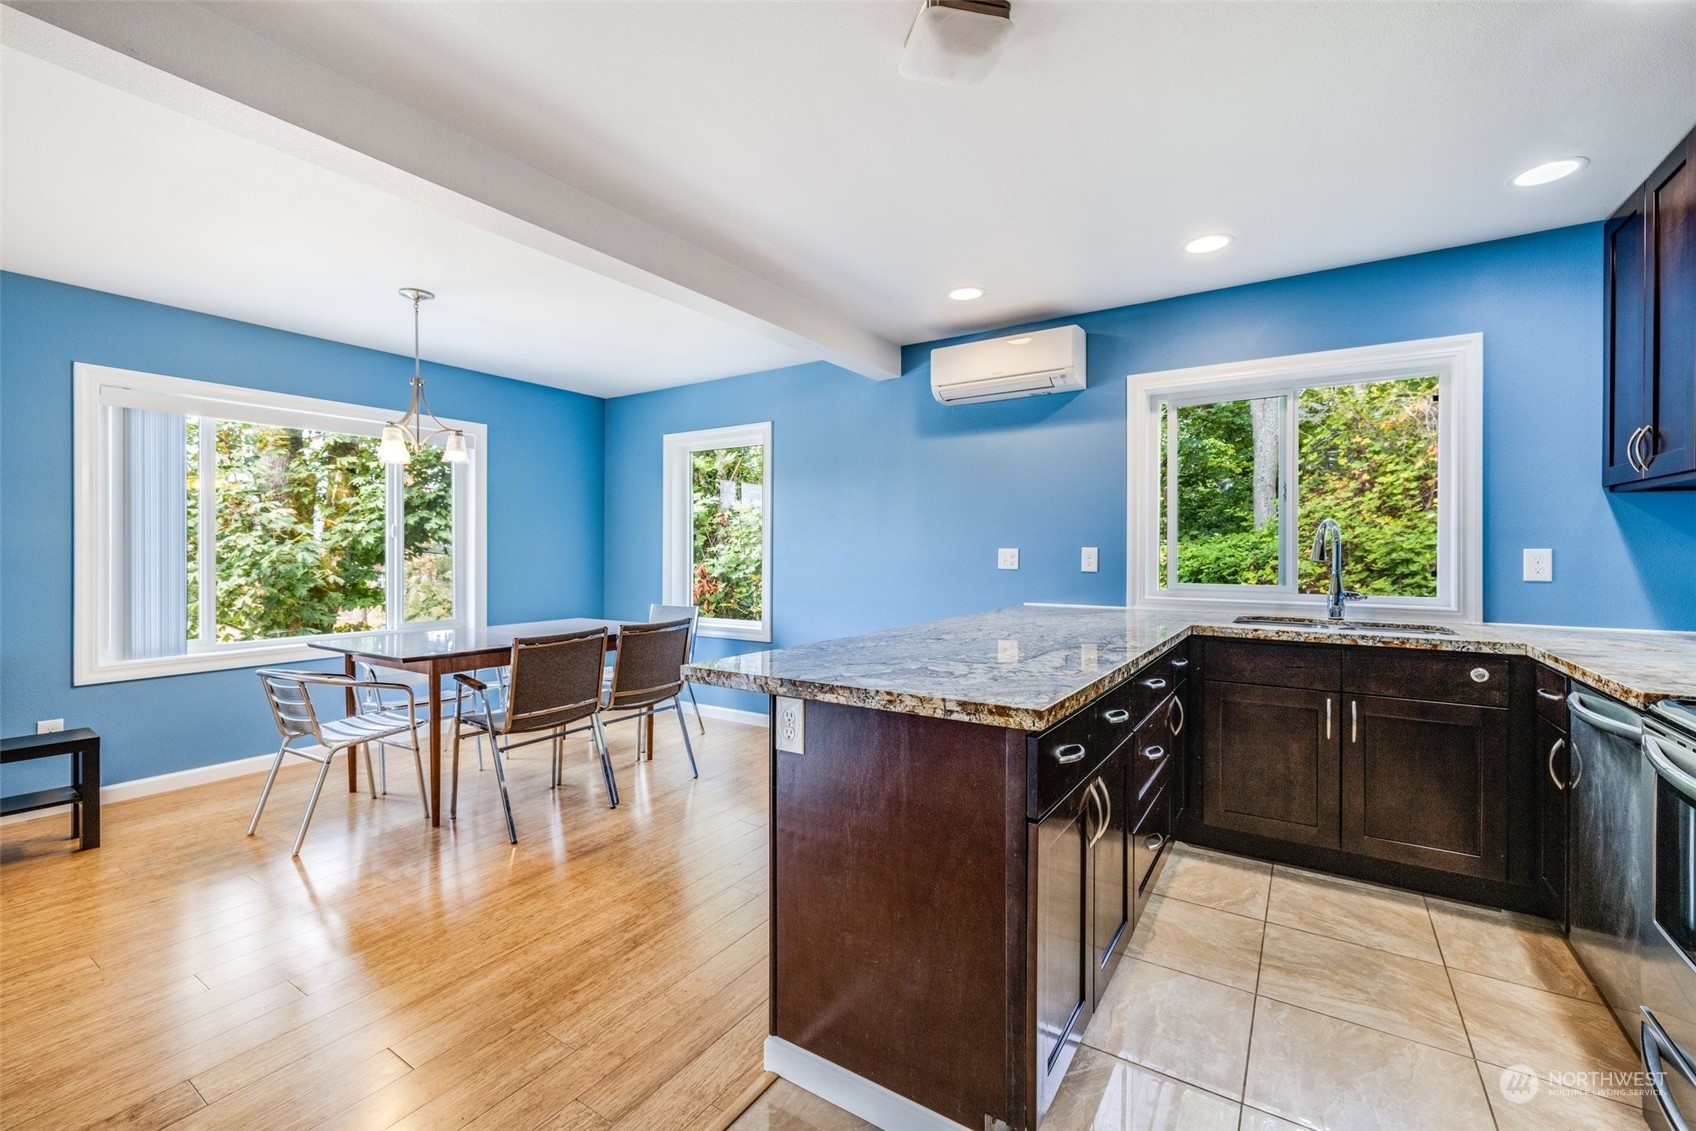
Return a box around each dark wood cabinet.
[1340,694,1509,880]
[1606,123,1696,491]
[1202,679,1340,848]
[1035,769,1091,1119]
[1087,747,1129,1006]
[1536,712,1571,925]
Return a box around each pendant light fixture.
[379,287,468,465]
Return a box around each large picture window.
[662,423,771,642]
[75,365,485,684]
[1130,336,1481,620]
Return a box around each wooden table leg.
[428,661,444,827]
[644,714,655,761]
[79,739,100,851]
[345,654,360,793]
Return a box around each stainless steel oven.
[1641,700,1696,1131]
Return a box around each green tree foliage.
[189,421,454,642]
[1168,378,1438,596]
[691,445,764,621]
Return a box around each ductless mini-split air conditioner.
[929,324,1087,405]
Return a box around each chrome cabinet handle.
[1548,737,1567,791]
[1570,744,1584,789]
[1052,743,1087,765]
[1170,656,1191,669]
[1144,833,1166,853]
[1102,708,1131,725]
[1326,697,1333,740]
[1086,779,1113,848]
[1350,699,1359,743]
[1141,744,1165,762]
[1637,425,1659,472]
[1642,1007,1696,1131]
[1141,677,1169,690]
[1537,688,1564,701]
[1470,667,1490,683]
[1627,425,1646,473]
[1168,696,1186,736]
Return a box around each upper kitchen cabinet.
[1606,123,1696,491]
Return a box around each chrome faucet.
[1309,518,1364,621]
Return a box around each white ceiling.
[6,1,1696,396]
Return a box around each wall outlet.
[997,548,1019,570]
[36,719,64,734]
[1081,547,1099,573]
[1523,548,1553,583]
[775,696,805,755]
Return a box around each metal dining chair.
[451,627,611,844]
[251,668,428,857]
[648,603,705,735]
[594,618,698,800]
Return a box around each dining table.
[309,618,630,826]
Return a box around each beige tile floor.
[735,842,1653,1131]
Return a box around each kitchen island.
[685,605,1696,1131]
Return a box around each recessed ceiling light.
[1184,233,1233,255]
[948,286,986,301]
[1511,157,1588,187]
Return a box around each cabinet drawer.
[1536,665,1570,728]
[1204,640,1340,692]
[1131,714,1173,807]
[1342,651,1509,708]
[1132,778,1172,904]
[1031,707,1103,819]
[1096,646,1190,748]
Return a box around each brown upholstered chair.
[451,627,610,843]
[595,618,699,802]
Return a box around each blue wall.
[603,224,1696,715]
[0,273,605,788]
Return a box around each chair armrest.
[454,673,488,692]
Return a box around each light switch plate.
[1081,547,1099,573]
[1523,548,1553,583]
[775,696,805,754]
[997,548,1019,570]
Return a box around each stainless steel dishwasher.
[1640,699,1696,1131]
[1567,688,1648,1041]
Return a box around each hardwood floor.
[0,714,771,1130]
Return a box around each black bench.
[1,728,101,850]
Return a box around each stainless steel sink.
[1231,615,1456,636]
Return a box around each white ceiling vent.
[930,325,1086,405]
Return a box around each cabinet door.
[1605,197,1651,487]
[1341,696,1509,880]
[1645,133,1696,482]
[1536,715,1570,925]
[1035,782,1091,1119]
[1163,686,1189,823]
[1132,777,1173,924]
[1202,680,1339,848]
[1087,749,1128,1006]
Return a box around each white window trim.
[73,363,488,685]
[1126,334,1483,622]
[662,422,772,643]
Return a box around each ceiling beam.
[2,2,903,380]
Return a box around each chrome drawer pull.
[1141,745,1165,761]
[1102,709,1131,725]
[1052,743,1087,765]
[1144,833,1166,853]
[1548,737,1567,791]
[1537,688,1564,701]
[1170,657,1190,668]
[1142,677,1168,690]
[1470,668,1490,683]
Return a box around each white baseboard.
[0,750,276,827]
[763,1036,970,1131]
[694,703,770,727]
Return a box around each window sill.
[697,618,772,644]
[75,641,336,686]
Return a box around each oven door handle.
[1643,1006,1696,1131]
[1567,691,1644,741]
[1646,735,1696,806]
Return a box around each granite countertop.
[683,605,1696,731]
